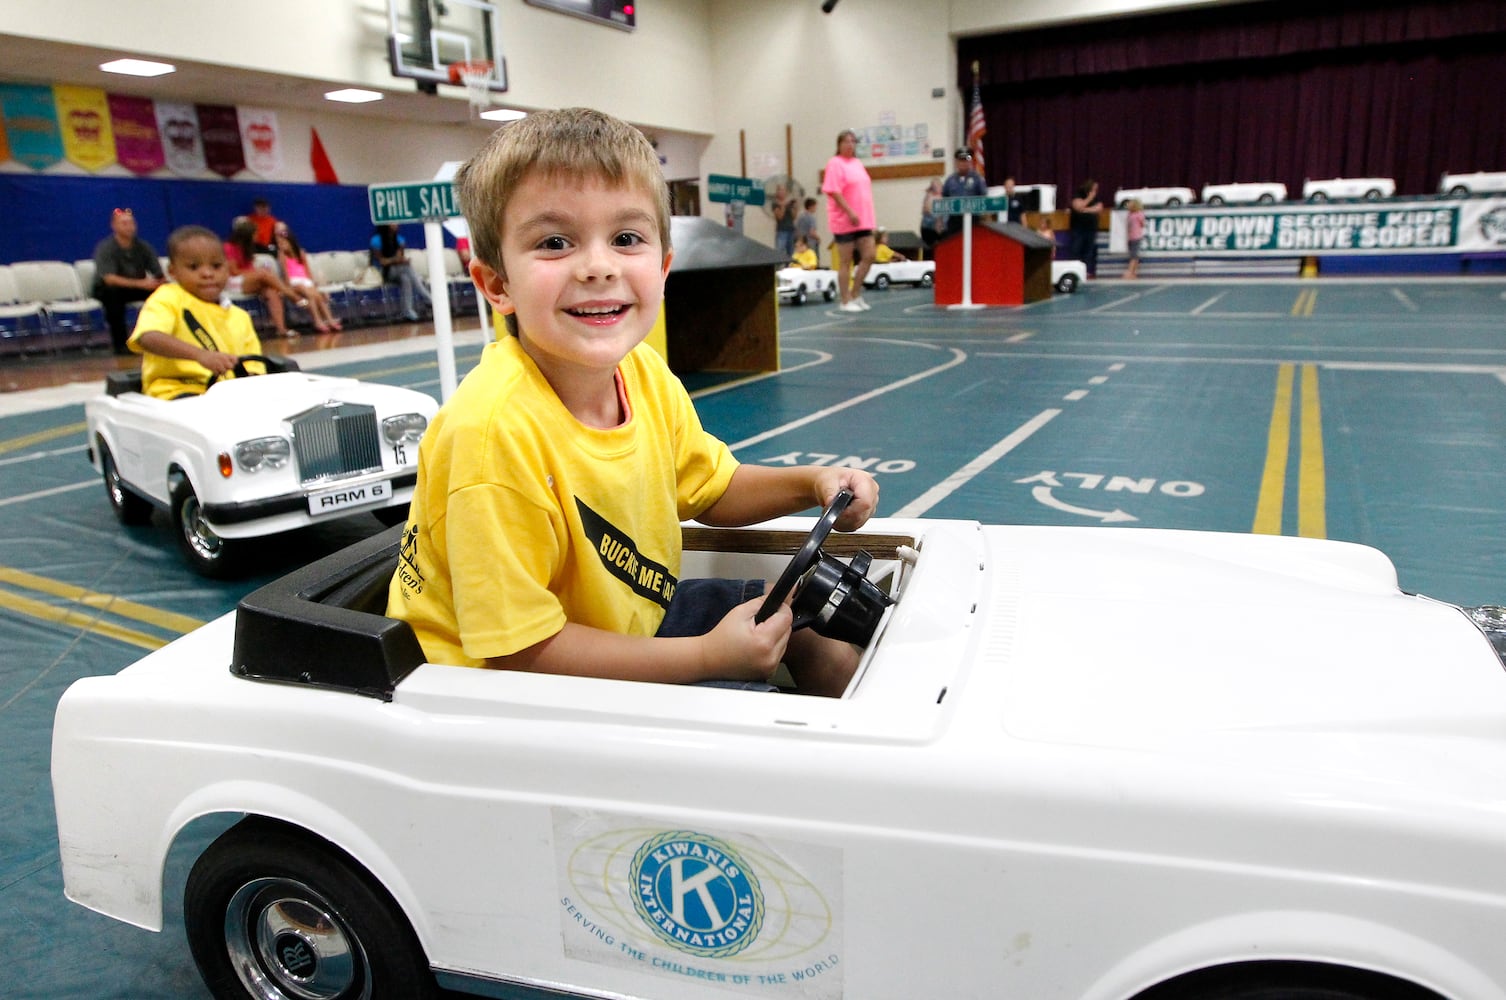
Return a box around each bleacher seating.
[0,243,478,357]
[0,265,49,356]
[8,260,107,351]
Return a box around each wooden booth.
[648,216,788,373]
[934,222,1054,306]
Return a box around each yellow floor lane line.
[1252,363,1295,534]
[0,420,87,456]
[1297,363,1327,538]
[0,565,204,635]
[0,588,173,651]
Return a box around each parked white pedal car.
[85,357,437,577]
[1052,258,1087,293]
[1113,186,1196,208]
[51,489,1506,1000]
[1439,171,1506,197]
[1201,181,1288,205]
[1302,176,1396,201]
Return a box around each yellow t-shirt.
[791,248,818,270]
[387,336,739,667]
[128,283,263,400]
[874,243,901,263]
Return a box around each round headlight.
[234,436,292,472]
[382,412,429,445]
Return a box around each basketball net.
[449,60,495,118]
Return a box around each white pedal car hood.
[984,525,1503,751]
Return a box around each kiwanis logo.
[1480,207,1506,246]
[631,831,764,958]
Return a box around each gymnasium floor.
[3,275,1506,997]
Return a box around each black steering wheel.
[206,353,294,388]
[754,489,894,648]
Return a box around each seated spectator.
[273,222,342,332]
[92,208,166,355]
[225,216,305,338]
[248,197,279,253]
[790,236,818,270]
[873,228,908,264]
[129,225,265,400]
[370,223,432,323]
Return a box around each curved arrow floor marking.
[1030,485,1138,523]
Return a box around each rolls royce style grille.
[290,402,382,483]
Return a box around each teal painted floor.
[3,276,1506,997]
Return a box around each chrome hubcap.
[225,878,365,1000]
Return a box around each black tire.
[920,271,934,287]
[170,475,241,578]
[1308,192,1328,203]
[822,282,836,301]
[185,818,438,1000]
[1364,189,1382,200]
[795,285,808,305]
[1056,273,1079,294]
[1208,195,1226,206]
[1448,185,1469,197]
[1258,193,1277,204]
[100,441,153,526]
[1135,960,1446,1000]
[874,273,891,290]
[1166,197,1183,206]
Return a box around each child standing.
[129,225,265,400]
[387,107,878,696]
[1125,198,1146,279]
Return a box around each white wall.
[0,0,1236,224]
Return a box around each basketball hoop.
[448,59,495,115]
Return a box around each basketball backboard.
[388,0,507,94]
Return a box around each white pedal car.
[1440,171,1506,197]
[85,357,437,577]
[51,490,1506,1000]
[776,267,837,305]
[863,258,935,289]
[1302,177,1396,201]
[1052,259,1087,293]
[1113,186,1196,208]
[1201,181,1288,205]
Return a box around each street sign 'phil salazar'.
[368,181,463,225]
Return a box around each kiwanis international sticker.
[553,809,844,999]
[631,831,765,958]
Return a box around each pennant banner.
[109,94,165,176]
[55,84,116,172]
[0,83,64,170]
[310,127,339,184]
[196,103,244,178]
[155,100,205,175]
[238,107,281,177]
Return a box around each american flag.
[966,78,987,178]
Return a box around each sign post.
[368,179,464,399]
[932,195,1007,310]
[707,174,765,236]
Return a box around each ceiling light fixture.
[99,58,176,77]
[480,108,528,122]
[325,89,385,104]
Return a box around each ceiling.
[0,34,488,126]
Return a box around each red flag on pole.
[310,127,339,184]
[966,70,987,179]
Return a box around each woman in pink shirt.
[274,223,343,332]
[821,129,876,312]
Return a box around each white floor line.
[728,347,967,451]
[0,478,96,508]
[894,409,1062,517]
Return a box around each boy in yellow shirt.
[128,225,264,400]
[387,107,878,696]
